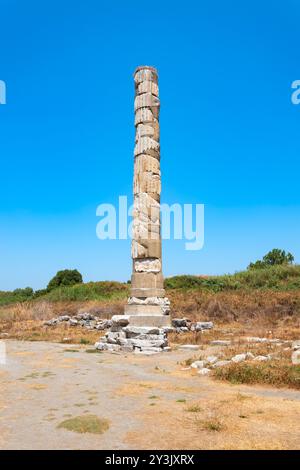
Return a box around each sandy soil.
[0,340,299,450]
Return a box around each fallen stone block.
[254,355,269,362]
[198,368,211,375]
[122,326,160,337]
[178,345,200,351]
[58,315,71,322]
[231,353,246,363]
[191,360,206,369]
[191,321,214,332]
[172,318,189,328]
[210,340,231,346]
[111,315,130,327]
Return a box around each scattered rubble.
[171,318,214,333]
[94,316,170,354]
[44,313,113,331]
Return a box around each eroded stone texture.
[127,66,170,326]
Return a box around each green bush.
[47,269,83,291]
[248,249,294,270]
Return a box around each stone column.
[124,66,170,327]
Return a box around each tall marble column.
[124,66,170,327]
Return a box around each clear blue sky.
[1,0,300,290]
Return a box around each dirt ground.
[0,340,300,449]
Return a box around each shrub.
[47,269,83,291]
[213,361,300,389]
[248,249,294,270]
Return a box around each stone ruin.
[95,66,171,354]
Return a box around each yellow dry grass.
[125,389,300,449]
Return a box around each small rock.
[62,337,71,342]
[198,368,211,375]
[162,326,175,334]
[246,352,255,360]
[176,327,189,333]
[291,350,300,365]
[69,318,78,326]
[254,355,269,362]
[76,312,95,321]
[94,342,108,351]
[246,337,268,343]
[120,344,134,352]
[191,321,214,332]
[231,353,246,363]
[163,346,171,352]
[191,360,206,369]
[206,355,218,364]
[58,315,70,322]
[210,340,231,346]
[178,345,200,351]
[172,318,188,328]
[111,315,130,327]
[292,340,300,351]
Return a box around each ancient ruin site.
[1,63,300,451]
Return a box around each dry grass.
[125,389,300,449]
[213,360,300,389]
[1,289,300,345]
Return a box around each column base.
[124,304,171,327]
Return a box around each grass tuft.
[213,361,300,389]
[57,414,109,434]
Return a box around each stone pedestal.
[126,65,170,328]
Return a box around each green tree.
[47,269,83,291]
[248,249,294,270]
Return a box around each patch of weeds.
[26,372,40,379]
[213,361,300,389]
[74,403,85,407]
[85,349,101,353]
[238,414,248,419]
[201,418,224,432]
[80,338,90,345]
[186,405,202,413]
[176,399,186,403]
[42,371,55,378]
[148,395,159,399]
[255,409,264,414]
[149,403,156,406]
[29,384,47,390]
[64,349,80,353]
[57,414,109,434]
